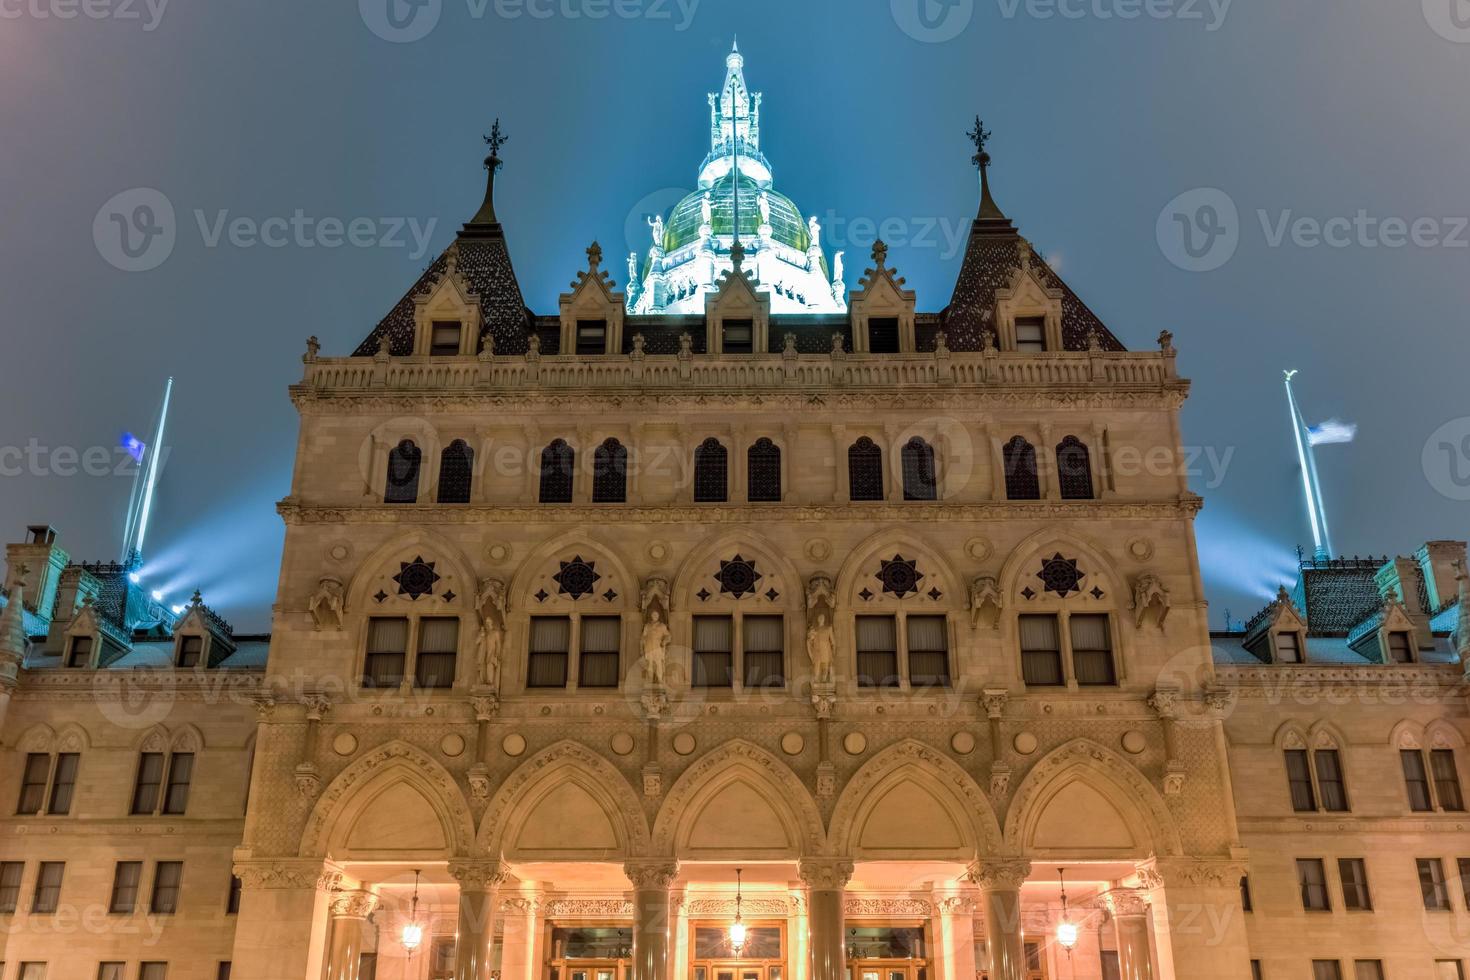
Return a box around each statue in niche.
[475,577,508,691]
[641,607,671,686]
[307,578,345,631]
[1132,573,1171,629]
[968,576,1002,631]
[476,577,507,628]
[806,611,835,684]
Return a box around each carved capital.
[798,858,854,891]
[233,860,336,891]
[1147,687,1180,719]
[448,861,509,891]
[988,763,1012,799]
[981,689,1008,719]
[624,860,680,891]
[810,687,837,720]
[967,859,1032,892]
[815,761,837,800]
[1163,761,1187,797]
[1142,858,1248,890]
[302,693,331,721]
[330,888,380,919]
[294,763,321,799]
[250,694,277,720]
[468,763,493,801]
[1103,888,1149,917]
[1202,686,1236,717]
[470,695,500,723]
[642,763,663,798]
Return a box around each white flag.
[1307,419,1357,446]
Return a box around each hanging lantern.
[401,869,425,954]
[729,868,747,956]
[1055,868,1078,952]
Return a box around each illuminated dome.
[627,43,846,316]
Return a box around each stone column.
[934,893,977,980]
[230,857,338,980]
[499,895,541,980]
[1139,859,1250,980]
[626,860,680,980]
[326,889,379,980]
[1106,890,1153,980]
[799,858,854,980]
[969,860,1030,980]
[450,860,509,980]
[787,888,810,980]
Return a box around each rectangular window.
[98,964,125,980]
[692,617,734,688]
[905,616,950,687]
[0,861,24,913]
[162,754,192,816]
[1404,750,1434,811]
[867,317,900,354]
[1338,858,1372,911]
[132,752,165,814]
[1286,749,1317,812]
[140,964,168,980]
[1353,961,1384,980]
[19,965,47,980]
[430,321,462,356]
[527,617,571,688]
[1239,875,1253,912]
[227,874,242,914]
[1460,859,1470,909]
[1312,963,1343,980]
[855,616,899,688]
[150,861,182,914]
[1014,316,1046,352]
[1315,749,1349,812]
[1419,858,1451,910]
[414,617,459,689]
[46,753,78,816]
[1387,631,1413,663]
[218,965,233,980]
[177,635,203,668]
[722,319,754,354]
[1251,962,1263,980]
[364,617,409,688]
[65,635,92,668]
[1436,962,1466,980]
[1019,614,1064,686]
[1297,858,1330,911]
[32,862,62,913]
[109,861,142,914]
[741,616,785,688]
[578,617,622,689]
[1432,750,1465,811]
[1070,614,1116,685]
[17,754,49,815]
[575,319,608,355]
[1275,631,1303,663]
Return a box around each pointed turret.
[0,581,28,667]
[466,118,508,230]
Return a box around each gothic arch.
[1004,738,1182,859]
[1389,720,1426,750]
[344,529,479,614]
[997,529,1125,603]
[479,739,649,860]
[1426,719,1466,750]
[299,740,474,861]
[1273,721,1311,751]
[135,723,171,753]
[833,528,962,608]
[1307,720,1349,751]
[506,530,637,613]
[671,529,802,611]
[17,723,56,753]
[652,739,825,859]
[53,723,91,754]
[171,723,205,753]
[828,739,1002,858]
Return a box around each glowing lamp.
[729,868,746,956]
[171,604,185,615]
[151,590,164,601]
[1055,868,1078,952]
[129,572,142,585]
[401,869,424,954]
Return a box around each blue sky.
[2,0,1468,630]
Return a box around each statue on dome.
[808,215,822,249]
[628,252,639,287]
[758,191,771,226]
[648,214,665,248]
[701,191,713,228]
[832,251,845,287]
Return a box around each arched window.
[747,437,782,502]
[539,439,575,504]
[848,437,884,501]
[901,437,938,501]
[693,438,728,503]
[384,439,421,504]
[437,440,474,504]
[593,438,628,503]
[1055,435,1095,500]
[1002,436,1040,500]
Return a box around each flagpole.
[1284,370,1332,561]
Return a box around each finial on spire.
[968,116,992,168]
[586,241,603,270]
[730,238,745,271]
[469,119,508,226]
[968,116,1007,221]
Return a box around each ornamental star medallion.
[876,555,924,597]
[714,554,762,598]
[394,556,439,600]
[553,556,601,600]
[1037,553,1085,597]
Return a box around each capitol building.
[1,48,1468,980]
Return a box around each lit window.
[722,319,753,354]
[0,861,24,913]
[855,616,899,688]
[692,617,734,688]
[1338,859,1372,911]
[363,618,409,689]
[576,319,608,355]
[16,754,49,815]
[1432,750,1465,811]
[906,616,949,687]
[1418,858,1451,911]
[1403,750,1435,812]
[1314,749,1349,812]
[1285,749,1317,812]
[1297,858,1329,911]
[414,618,459,689]
[46,754,78,815]
[577,617,622,689]
[162,754,193,815]
[1019,615,1063,687]
[430,321,462,356]
[527,617,571,689]
[1015,316,1046,351]
[32,862,63,914]
[1070,615,1116,686]
[110,861,142,914]
[150,861,182,914]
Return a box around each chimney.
[4,525,69,631]
[1416,541,1467,613]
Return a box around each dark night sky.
[2,0,1468,631]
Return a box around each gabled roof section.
[353,124,532,356]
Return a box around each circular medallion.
[488,543,511,563]
[440,734,466,758]
[648,541,670,562]
[780,732,805,755]
[951,731,977,755]
[965,537,993,562]
[501,733,527,757]
[1121,730,1147,755]
[806,539,832,562]
[843,732,868,755]
[672,732,697,756]
[331,733,358,756]
[328,543,351,562]
[1013,732,1039,755]
[1128,538,1155,562]
[610,732,636,756]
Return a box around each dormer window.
[177,635,203,668]
[1275,630,1303,664]
[64,636,92,669]
[1387,631,1414,664]
[722,319,754,354]
[1015,316,1046,352]
[576,319,608,355]
[430,321,463,356]
[868,317,900,354]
